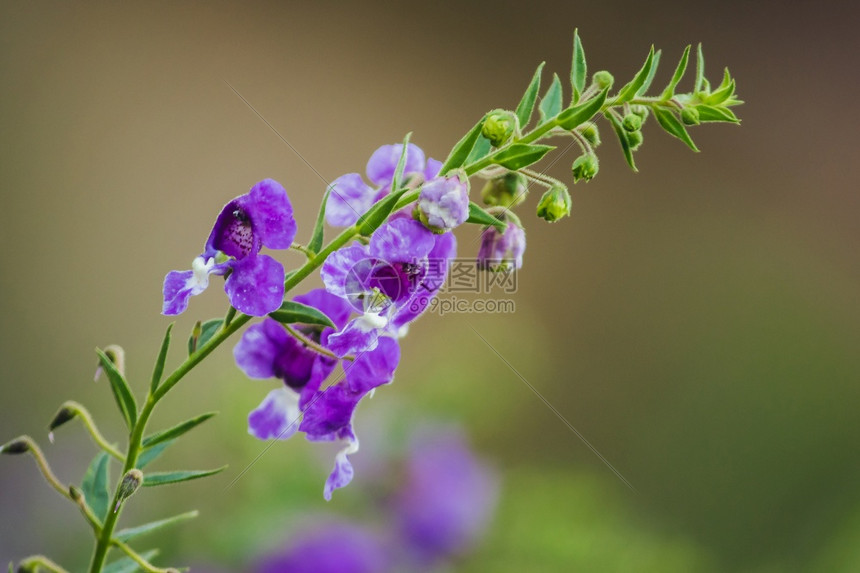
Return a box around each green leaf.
[467,202,507,233]
[466,134,492,164]
[142,413,217,449]
[539,74,563,121]
[694,43,706,93]
[491,143,554,171]
[96,348,138,431]
[187,319,222,356]
[694,104,740,123]
[636,49,661,96]
[606,112,637,172]
[103,550,159,573]
[307,185,331,254]
[81,451,111,522]
[357,187,408,235]
[616,46,656,103]
[136,440,173,469]
[515,62,545,130]
[269,300,336,328]
[653,106,699,151]
[556,88,608,130]
[703,73,735,105]
[661,45,691,100]
[142,466,227,487]
[389,132,412,194]
[114,510,199,543]
[440,114,487,174]
[570,29,586,102]
[150,323,174,394]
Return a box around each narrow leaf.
[357,188,408,235]
[187,319,222,356]
[103,550,159,573]
[539,74,563,121]
[142,466,227,487]
[114,510,199,543]
[96,348,137,430]
[694,43,705,93]
[142,412,217,449]
[616,46,656,103]
[570,29,587,102]
[653,106,699,151]
[466,134,492,164]
[137,440,173,469]
[515,62,545,129]
[307,185,332,254]
[694,104,740,123]
[606,112,637,172]
[389,132,412,194]
[661,45,691,100]
[269,300,336,328]
[467,202,507,233]
[636,49,661,96]
[150,323,174,394]
[440,114,487,174]
[704,76,735,105]
[557,88,608,130]
[490,143,554,171]
[81,451,111,522]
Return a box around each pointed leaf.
[606,112,637,172]
[557,88,608,130]
[636,49,661,96]
[389,132,412,193]
[82,451,111,523]
[142,413,217,449]
[515,62,545,129]
[694,43,706,93]
[96,348,137,430]
[570,29,587,102]
[307,185,332,254]
[704,76,735,105]
[136,440,173,469]
[269,300,336,328]
[187,319,222,356]
[114,510,199,543]
[466,134,493,164]
[150,323,174,394]
[142,466,227,487]
[440,114,487,174]
[615,46,656,103]
[490,143,554,171]
[103,550,159,573]
[661,45,691,100]
[539,74,564,121]
[467,202,507,233]
[357,187,409,235]
[694,104,740,123]
[653,106,699,151]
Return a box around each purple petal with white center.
[320,245,370,299]
[417,175,470,233]
[224,254,285,316]
[161,256,218,315]
[324,431,359,500]
[424,158,443,180]
[325,173,378,227]
[326,314,385,357]
[366,143,426,187]
[369,218,435,262]
[248,387,300,441]
[345,336,399,393]
[247,178,297,249]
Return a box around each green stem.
[18,555,69,573]
[59,402,125,462]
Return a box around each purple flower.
[325,143,442,227]
[162,179,296,316]
[395,428,499,563]
[416,173,470,233]
[256,521,392,573]
[476,221,526,271]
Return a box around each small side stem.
[111,539,170,573]
[11,437,72,501]
[17,556,69,573]
[58,401,125,462]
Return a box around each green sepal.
[606,112,637,172]
[694,104,740,123]
[515,62,545,130]
[694,43,706,93]
[114,510,199,543]
[142,412,217,449]
[103,550,159,573]
[268,300,336,328]
[187,319,223,356]
[307,185,331,254]
[440,114,487,174]
[466,134,493,164]
[150,323,174,394]
[467,202,507,233]
[142,466,227,487]
[703,72,736,105]
[95,348,138,431]
[615,46,656,102]
[491,143,554,171]
[357,187,409,236]
[661,45,691,100]
[653,106,699,151]
[636,49,661,97]
[557,88,608,130]
[570,28,586,103]
[388,132,412,194]
[81,451,111,523]
[539,73,563,121]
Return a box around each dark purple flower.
[476,221,526,271]
[325,143,442,227]
[256,521,392,573]
[162,179,296,316]
[416,173,470,233]
[395,428,499,563]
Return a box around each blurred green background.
[1,1,858,571]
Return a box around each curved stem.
[18,556,69,573]
[58,402,125,462]
[11,437,72,501]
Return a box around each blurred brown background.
[1,1,858,571]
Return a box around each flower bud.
[536,184,572,223]
[94,344,125,382]
[593,70,614,90]
[631,105,650,122]
[626,129,643,151]
[481,173,528,208]
[0,437,30,455]
[416,174,470,233]
[681,107,700,125]
[481,110,516,147]
[477,222,526,271]
[622,113,642,132]
[114,469,144,512]
[578,122,601,147]
[571,154,599,182]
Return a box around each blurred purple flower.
[416,173,470,233]
[476,221,526,271]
